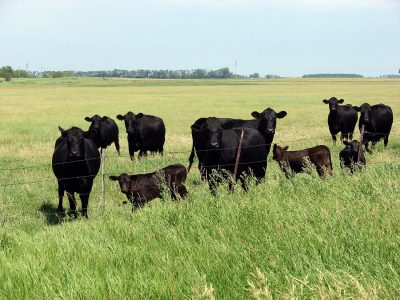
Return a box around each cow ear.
[251,111,261,119]
[109,176,119,181]
[116,114,125,121]
[101,116,108,122]
[276,111,287,119]
[58,126,67,137]
[282,145,289,150]
[338,99,344,104]
[323,99,329,104]
[353,106,360,112]
[84,117,92,122]
[136,113,144,119]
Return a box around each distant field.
[1,77,400,298]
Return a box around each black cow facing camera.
[116,112,165,160]
[323,97,358,145]
[339,140,366,173]
[109,164,188,209]
[84,114,120,154]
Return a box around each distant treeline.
[43,68,234,79]
[302,74,364,78]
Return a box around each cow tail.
[187,143,196,173]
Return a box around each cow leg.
[67,192,78,218]
[115,138,121,155]
[384,135,389,148]
[332,135,337,145]
[177,185,188,199]
[57,181,65,214]
[80,193,89,218]
[159,146,164,156]
[129,145,135,161]
[138,150,147,158]
[316,166,325,179]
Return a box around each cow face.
[353,103,371,124]
[323,97,344,112]
[109,173,131,194]
[59,126,88,159]
[272,144,289,161]
[251,108,287,136]
[84,115,108,137]
[116,112,144,135]
[343,140,361,154]
[203,118,231,149]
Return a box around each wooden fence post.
[231,129,244,192]
[100,148,106,211]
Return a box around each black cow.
[84,115,120,154]
[109,164,187,209]
[52,126,100,218]
[116,112,165,160]
[188,108,286,176]
[272,144,333,178]
[353,103,393,152]
[323,97,358,144]
[339,140,366,173]
[193,118,268,194]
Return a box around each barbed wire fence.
[0,128,398,224]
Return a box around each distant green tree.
[249,73,260,78]
[0,66,14,81]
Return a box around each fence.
[0,128,397,222]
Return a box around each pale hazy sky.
[0,0,399,76]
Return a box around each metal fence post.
[100,148,106,211]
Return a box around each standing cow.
[193,118,268,194]
[188,108,286,176]
[84,115,120,154]
[116,112,165,160]
[339,140,366,173]
[52,126,100,218]
[353,103,393,152]
[323,97,358,144]
[272,144,332,178]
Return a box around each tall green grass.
[0,77,400,298]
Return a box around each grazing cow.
[339,140,366,173]
[272,144,332,178]
[188,108,286,176]
[192,118,268,193]
[353,103,393,152]
[116,112,165,160]
[323,97,358,144]
[52,126,100,218]
[109,164,188,209]
[84,115,120,154]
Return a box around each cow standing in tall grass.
[323,97,358,145]
[52,127,100,218]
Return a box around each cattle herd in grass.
[52,97,393,217]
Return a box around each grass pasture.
[1,77,400,298]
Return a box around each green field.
[1,77,400,299]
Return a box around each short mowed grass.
[1,77,400,299]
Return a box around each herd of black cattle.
[52,97,393,217]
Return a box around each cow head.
[272,144,289,161]
[109,173,132,194]
[84,115,108,137]
[343,140,361,155]
[353,103,371,124]
[202,118,232,149]
[116,112,144,135]
[323,97,344,112]
[58,126,89,159]
[251,108,287,137]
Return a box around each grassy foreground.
[0,77,400,298]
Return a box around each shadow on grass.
[38,202,72,225]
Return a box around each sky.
[0,0,399,76]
